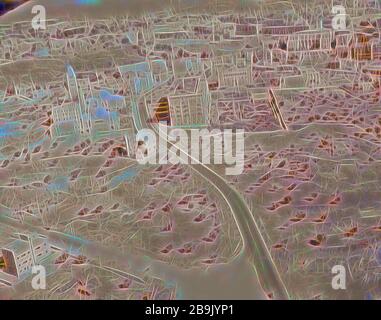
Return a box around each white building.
[1,235,50,279]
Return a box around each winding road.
[137,88,290,299]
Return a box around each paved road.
[137,94,290,299]
[192,164,289,299]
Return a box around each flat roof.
[1,239,29,256]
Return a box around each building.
[167,93,206,126]
[217,66,253,88]
[1,235,50,279]
[287,30,333,52]
[167,78,210,127]
[119,59,169,95]
[234,23,259,37]
[51,103,83,136]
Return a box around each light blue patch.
[0,122,21,138]
[120,61,150,73]
[95,106,110,119]
[186,59,193,71]
[125,31,137,44]
[66,64,76,79]
[134,77,142,94]
[63,233,91,245]
[47,176,69,192]
[33,89,50,100]
[109,168,138,188]
[34,47,50,57]
[175,39,207,46]
[110,111,118,120]
[176,287,184,299]
[99,89,124,102]
[75,0,101,5]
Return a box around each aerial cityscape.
[0,0,381,300]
